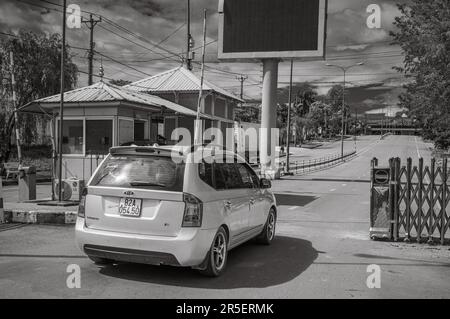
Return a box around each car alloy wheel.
[267,210,276,241]
[212,231,227,271]
[199,227,228,277]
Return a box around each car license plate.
[119,198,143,217]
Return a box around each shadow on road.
[274,193,318,206]
[98,236,318,289]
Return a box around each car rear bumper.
[75,218,215,267]
[84,244,181,266]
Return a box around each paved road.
[0,135,448,298]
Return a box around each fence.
[371,157,449,245]
[286,150,357,175]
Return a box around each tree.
[325,85,350,135]
[277,82,317,143]
[391,0,450,149]
[0,30,78,162]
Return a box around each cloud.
[0,0,407,100]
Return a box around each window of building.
[60,120,83,154]
[86,120,113,155]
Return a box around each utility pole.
[9,51,22,166]
[82,14,102,85]
[236,75,248,101]
[194,9,207,145]
[186,0,193,71]
[285,59,294,176]
[57,0,67,203]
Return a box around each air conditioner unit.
[54,178,85,201]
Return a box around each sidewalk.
[1,183,78,225]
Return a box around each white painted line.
[415,136,421,158]
[342,184,347,187]
[289,206,298,210]
[330,189,336,192]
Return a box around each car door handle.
[224,201,232,209]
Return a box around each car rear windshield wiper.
[129,181,167,187]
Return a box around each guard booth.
[19,81,210,188]
[369,158,393,240]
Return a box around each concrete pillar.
[260,59,279,178]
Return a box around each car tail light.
[182,193,203,227]
[78,188,88,218]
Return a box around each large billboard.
[218,0,328,61]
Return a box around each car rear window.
[90,155,185,191]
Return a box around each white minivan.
[75,146,277,276]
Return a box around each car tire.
[199,227,228,277]
[256,207,276,245]
[88,255,114,265]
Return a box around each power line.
[94,50,153,77]
[37,0,183,61]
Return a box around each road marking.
[330,188,336,192]
[289,206,298,210]
[342,184,347,187]
[414,137,421,158]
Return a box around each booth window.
[86,120,113,155]
[61,120,83,154]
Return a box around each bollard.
[0,175,4,223]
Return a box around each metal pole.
[285,59,293,175]
[186,0,192,70]
[260,59,279,176]
[58,0,67,202]
[10,51,22,166]
[88,15,94,85]
[82,14,101,86]
[341,69,345,158]
[194,9,207,145]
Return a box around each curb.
[3,209,77,225]
[1,178,52,187]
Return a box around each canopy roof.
[19,81,208,118]
[125,67,244,103]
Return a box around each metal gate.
[370,157,449,245]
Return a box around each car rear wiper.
[129,181,166,187]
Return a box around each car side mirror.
[260,178,271,189]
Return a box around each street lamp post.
[326,62,364,158]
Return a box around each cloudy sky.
[0,0,407,104]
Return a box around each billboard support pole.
[260,59,279,179]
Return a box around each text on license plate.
[119,198,143,217]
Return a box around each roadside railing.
[284,150,357,175]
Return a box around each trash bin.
[18,166,36,202]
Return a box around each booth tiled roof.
[20,82,203,117]
[124,67,243,102]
